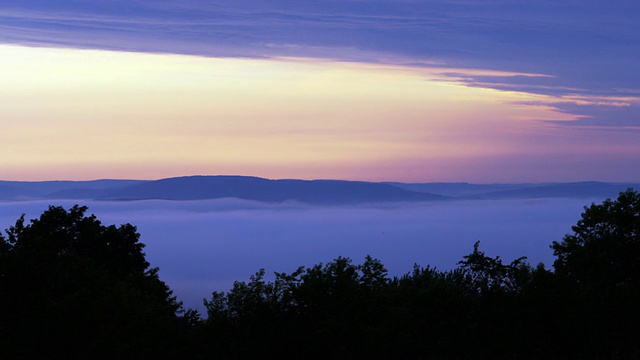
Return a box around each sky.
[1,0,640,182]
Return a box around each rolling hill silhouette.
[98,176,446,204]
[1,177,638,204]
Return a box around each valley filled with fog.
[0,197,597,312]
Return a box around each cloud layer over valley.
[0,196,598,312]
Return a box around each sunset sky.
[1,1,639,182]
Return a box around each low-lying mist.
[0,198,594,312]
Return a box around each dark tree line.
[2,190,640,359]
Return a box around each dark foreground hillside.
[1,189,639,359]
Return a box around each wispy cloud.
[546,100,640,128]
[2,0,639,105]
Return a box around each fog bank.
[0,198,594,312]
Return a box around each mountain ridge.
[1,176,638,204]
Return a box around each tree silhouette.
[551,188,640,357]
[458,240,530,294]
[202,256,393,358]
[552,188,640,291]
[0,205,184,359]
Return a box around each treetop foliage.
[0,205,184,359]
[552,188,640,291]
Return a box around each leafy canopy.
[552,188,640,291]
[0,205,183,358]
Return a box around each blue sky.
[1,1,639,181]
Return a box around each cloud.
[2,0,639,102]
[3,1,640,133]
[509,95,640,129]
[547,101,640,129]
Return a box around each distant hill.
[98,176,446,205]
[0,177,638,204]
[388,181,640,200]
[464,182,640,200]
[0,176,444,205]
[0,180,145,201]
[383,182,540,197]
[0,183,42,200]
